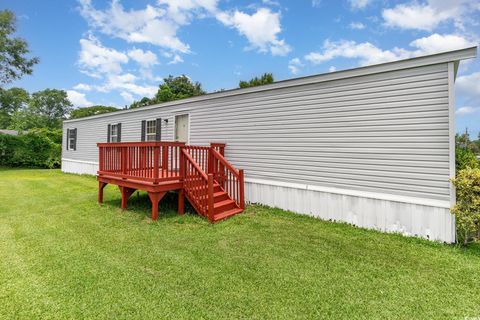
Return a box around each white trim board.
[245,178,451,209]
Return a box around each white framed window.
[146,120,157,141]
[67,128,77,150]
[110,124,119,142]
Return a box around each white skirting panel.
[245,179,456,243]
[61,158,455,243]
[61,158,98,176]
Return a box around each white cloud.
[98,73,158,97]
[217,8,291,56]
[73,83,92,91]
[67,90,93,107]
[120,91,135,103]
[78,0,190,53]
[456,106,478,116]
[288,58,303,74]
[349,22,365,29]
[168,54,184,64]
[312,0,322,8]
[305,40,408,66]
[78,35,128,77]
[127,48,158,67]
[382,0,480,31]
[348,0,372,9]
[79,0,290,58]
[409,33,475,55]
[328,66,336,72]
[457,72,480,99]
[304,34,475,66]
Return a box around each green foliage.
[456,147,479,173]
[70,105,119,119]
[0,87,29,128]
[0,129,60,168]
[129,97,152,109]
[451,167,480,245]
[129,75,205,108]
[155,75,205,102]
[239,73,274,88]
[0,10,39,85]
[10,88,72,130]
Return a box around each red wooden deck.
[97,141,244,221]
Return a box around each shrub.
[451,167,480,245]
[455,147,479,173]
[0,129,61,168]
[0,133,19,166]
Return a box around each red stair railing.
[210,148,245,210]
[181,148,215,220]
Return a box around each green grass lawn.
[0,168,479,319]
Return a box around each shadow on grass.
[103,190,200,221]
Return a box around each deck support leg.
[98,181,107,204]
[178,189,184,215]
[119,186,136,210]
[148,191,167,220]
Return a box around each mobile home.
[62,47,478,243]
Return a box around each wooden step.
[198,191,229,202]
[214,199,237,213]
[212,207,243,222]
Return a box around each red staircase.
[181,145,244,222]
[97,142,245,222]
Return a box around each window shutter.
[72,129,77,151]
[155,118,162,141]
[66,128,70,150]
[141,120,146,141]
[117,123,122,142]
[107,124,111,142]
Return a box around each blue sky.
[4,0,480,136]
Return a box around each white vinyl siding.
[62,62,455,202]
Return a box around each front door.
[175,114,189,142]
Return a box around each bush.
[451,167,480,245]
[455,147,479,173]
[0,130,61,168]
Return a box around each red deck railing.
[97,141,245,220]
[98,141,186,184]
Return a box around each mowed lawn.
[0,169,479,319]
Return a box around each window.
[67,128,77,151]
[146,120,157,141]
[141,119,161,141]
[110,124,119,142]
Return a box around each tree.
[154,75,205,103]
[129,97,153,109]
[239,73,274,88]
[10,89,72,130]
[70,105,119,119]
[0,10,39,85]
[0,87,29,128]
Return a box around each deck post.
[119,186,136,209]
[207,174,215,222]
[148,191,166,220]
[98,181,107,203]
[153,146,159,183]
[239,169,245,209]
[178,189,184,215]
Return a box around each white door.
[175,114,189,142]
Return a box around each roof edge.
[64,46,477,124]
